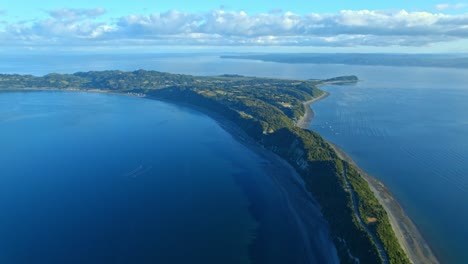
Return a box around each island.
[0,70,437,264]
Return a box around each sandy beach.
[299,90,439,264]
[296,91,329,129]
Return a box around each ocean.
[1,53,467,263]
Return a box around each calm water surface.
[310,82,468,264]
[0,91,336,263]
[1,53,467,263]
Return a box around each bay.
[0,91,337,263]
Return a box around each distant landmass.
[221,53,468,68]
[322,75,359,84]
[1,70,414,264]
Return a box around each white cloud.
[1,8,113,43]
[1,8,468,49]
[49,8,106,21]
[437,4,451,10]
[436,3,467,10]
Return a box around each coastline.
[296,91,329,129]
[3,85,437,263]
[299,88,439,264]
[297,80,352,129]
[145,94,340,263]
[0,87,146,98]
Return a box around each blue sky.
[1,0,468,53]
[4,0,467,18]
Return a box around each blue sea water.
[1,53,468,263]
[310,82,468,264]
[0,91,337,263]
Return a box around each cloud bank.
[1,8,468,49]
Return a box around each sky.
[1,0,468,53]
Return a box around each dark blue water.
[0,91,337,263]
[1,53,468,263]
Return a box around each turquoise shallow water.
[1,53,468,263]
[0,91,336,263]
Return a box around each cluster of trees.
[0,70,196,90]
[323,75,359,83]
[1,70,409,263]
[346,165,410,263]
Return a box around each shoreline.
[4,87,438,263]
[299,87,439,264]
[296,91,329,129]
[0,87,146,98]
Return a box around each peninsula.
[0,70,435,263]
